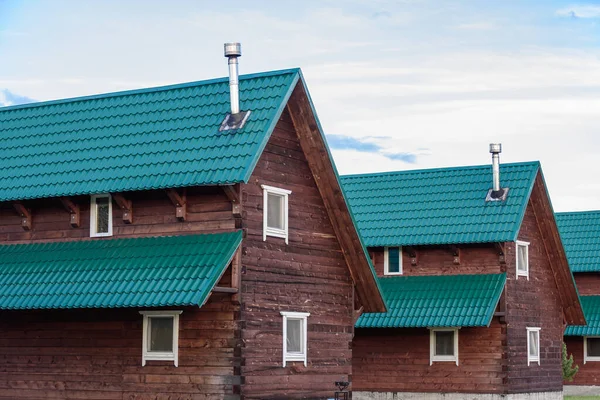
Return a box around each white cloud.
[556,5,600,18]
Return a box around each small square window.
[516,241,529,279]
[527,327,540,365]
[384,247,402,275]
[140,311,182,367]
[90,194,113,237]
[584,337,600,364]
[430,328,459,365]
[262,185,292,244]
[280,311,309,367]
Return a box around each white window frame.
[280,311,309,367]
[384,246,403,275]
[527,327,541,366]
[262,185,292,244]
[90,194,113,237]
[516,240,530,280]
[584,336,600,364]
[429,328,459,366]
[140,310,182,367]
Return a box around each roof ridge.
[0,68,301,112]
[340,160,540,180]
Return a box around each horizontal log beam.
[212,286,239,294]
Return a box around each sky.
[1,0,600,212]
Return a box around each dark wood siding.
[239,108,354,399]
[0,186,235,244]
[353,322,506,394]
[563,337,600,386]
[574,273,600,296]
[0,294,238,400]
[504,198,564,393]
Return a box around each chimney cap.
[489,143,502,154]
[224,43,242,58]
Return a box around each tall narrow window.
[584,337,600,364]
[90,194,113,237]
[384,246,402,275]
[430,328,459,365]
[262,185,291,244]
[527,327,540,365]
[140,310,182,367]
[280,311,309,367]
[516,241,529,279]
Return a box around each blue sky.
[1,0,600,211]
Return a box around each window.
[384,246,402,275]
[280,311,309,367]
[262,185,291,244]
[429,328,459,365]
[140,310,182,367]
[527,327,540,365]
[516,241,529,279]
[584,337,600,364]
[90,194,113,237]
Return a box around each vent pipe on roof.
[486,143,509,202]
[224,42,242,115]
[220,43,251,132]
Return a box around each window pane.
[286,318,303,353]
[267,193,284,230]
[149,317,174,352]
[96,197,110,233]
[588,338,600,357]
[529,331,539,356]
[518,245,527,272]
[388,247,401,273]
[435,331,454,356]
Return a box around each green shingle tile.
[0,231,242,310]
[0,69,300,201]
[565,296,600,336]
[556,211,600,273]
[340,162,539,246]
[356,273,506,328]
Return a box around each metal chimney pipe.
[489,143,502,192]
[224,43,242,115]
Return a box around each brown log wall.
[504,196,564,393]
[574,273,600,296]
[0,294,239,400]
[239,108,354,399]
[0,186,235,244]
[353,322,505,394]
[563,336,600,386]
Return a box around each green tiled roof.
[565,296,600,336]
[0,69,300,201]
[0,231,242,309]
[556,211,600,273]
[341,162,539,247]
[356,273,506,328]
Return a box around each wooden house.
[0,53,386,399]
[557,211,600,395]
[341,160,585,399]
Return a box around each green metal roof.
[556,211,600,273]
[0,69,300,202]
[0,231,242,310]
[565,296,600,336]
[340,162,539,247]
[356,273,506,328]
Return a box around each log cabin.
[341,155,585,400]
[0,45,386,399]
[557,211,600,395]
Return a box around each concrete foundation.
[563,385,600,396]
[353,391,563,400]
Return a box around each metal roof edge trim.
[485,272,507,328]
[295,69,386,310]
[509,161,541,242]
[0,68,302,112]
[556,210,600,217]
[241,71,300,183]
[198,230,243,307]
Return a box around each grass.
[565,397,600,399]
